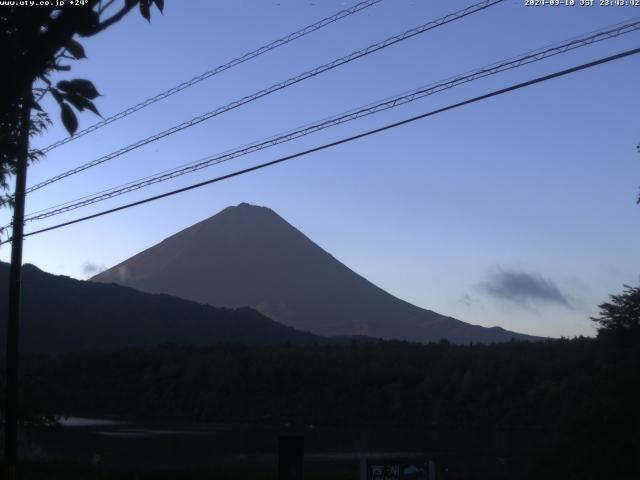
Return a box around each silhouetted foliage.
[592,284,640,338]
[9,332,637,479]
[585,284,640,478]
[17,340,596,429]
[0,0,163,213]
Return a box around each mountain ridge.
[0,261,331,352]
[92,203,540,343]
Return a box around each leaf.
[56,80,71,91]
[57,79,100,99]
[50,88,64,104]
[85,100,101,117]
[154,0,164,13]
[65,93,101,117]
[65,39,86,59]
[75,9,100,36]
[64,94,85,112]
[140,0,151,21]
[61,103,78,135]
[32,101,44,112]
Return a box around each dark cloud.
[479,269,572,309]
[82,261,106,276]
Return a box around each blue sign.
[361,458,435,480]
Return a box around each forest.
[1,285,638,479]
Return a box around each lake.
[19,416,551,478]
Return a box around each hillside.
[0,262,323,352]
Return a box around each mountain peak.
[213,202,279,221]
[236,202,259,209]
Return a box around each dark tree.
[591,284,640,340]
[0,2,164,472]
[0,0,164,213]
[586,284,640,478]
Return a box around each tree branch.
[90,1,138,35]
[98,0,117,15]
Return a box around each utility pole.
[5,87,31,479]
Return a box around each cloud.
[116,265,128,282]
[479,269,572,309]
[459,293,479,307]
[82,261,106,276]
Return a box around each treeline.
[4,332,639,479]
[11,338,611,428]
[12,331,640,479]
[5,280,640,479]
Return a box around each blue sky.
[2,0,639,338]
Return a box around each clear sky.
[2,0,639,338]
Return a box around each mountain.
[0,262,325,353]
[92,203,537,343]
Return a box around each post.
[278,435,304,480]
[4,88,31,477]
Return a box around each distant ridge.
[0,262,325,353]
[93,203,539,343]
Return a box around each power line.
[38,0,386,154]
[23,19,640,222]
[26,0,505,194]
[8,46,638,244]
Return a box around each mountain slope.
[0,262,323,352]
[93,203,538,343]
